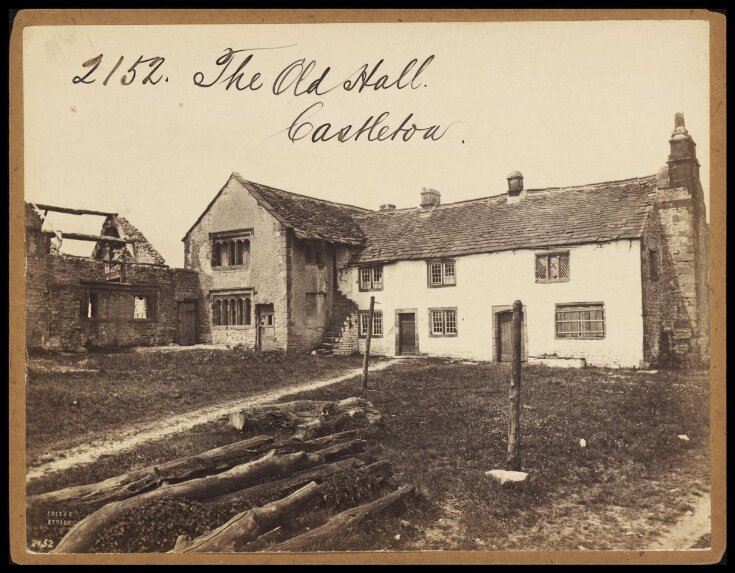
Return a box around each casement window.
[429,308,458,336]
[555,303,605,339]
[359,310,383,338]
[212,294,252,327]
[359,266,383,291]
[535,252,570,283]
[427,259,456,287]
[211,230,252,268]
[649,249,660,281]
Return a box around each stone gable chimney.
[666,112,700,188]
[420,188,441,209]
[655,113,709,367]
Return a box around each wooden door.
[398,313,417,354]
[258,308,277,351]
[498,311,514,362]
[176,301,197,346]
[497,310,526,362]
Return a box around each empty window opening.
[87,292,99,319]
[133,295,149,319]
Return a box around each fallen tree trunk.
[29,435,274,508]
[253,429,366,457]
[172,482,323,553]
[53,449,323,554]
[229,397,382,440]
[208,457,364,505]
[209,456,390,507]
[240,526,289,552]
[269,484,415,552]
[315,439,368,462]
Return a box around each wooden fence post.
[361,296,375,391]
[507,299,523,471]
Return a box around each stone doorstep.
[485,469,529,485]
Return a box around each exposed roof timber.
[33,203,118,217]
[41,230,139,243]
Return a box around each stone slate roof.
[233,174,369,246]
[185,173,657,264]
[349,176,658,265]
[183,173,370,246]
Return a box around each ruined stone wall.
[25,204,200,351]
[183,177,289,349]
[25,255,199,351]
[25,205,50,349]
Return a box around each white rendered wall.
[339,240,644,368]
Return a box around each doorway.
[494,306,527,362]
[176,301,197,346]
[257,304,277,351]
[396,311,418,355]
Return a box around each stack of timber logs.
[228,397,383,440]
[36,397,413,553]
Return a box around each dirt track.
[26,359,402,482]
[647,491,712,550]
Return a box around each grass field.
[25,348,366,460]
[26,354,710,552]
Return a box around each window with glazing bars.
[359,310,383,337]
[359,266,383,291]
[555,303,605,339]
[536,252,570,282]
[212,237,250,267]
[427,260,456,287]
[429,308,458,336]
[212,295,252,326]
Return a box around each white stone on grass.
[485,469,528,485]
[579,439,587,448]
[678,434,690,441]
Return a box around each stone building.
[25,203,200,351]
[184,113,708,368]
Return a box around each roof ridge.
[356,174,656,217]
[232,173,372,213]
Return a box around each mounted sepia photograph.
[9,9,725,565]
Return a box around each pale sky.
[23,20,710,267]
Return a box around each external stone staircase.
[315,292,359,355]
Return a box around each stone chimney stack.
[506,171,525,204]
[654,113,709,367]
[420,188,441,209]
[667,112,700,188]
